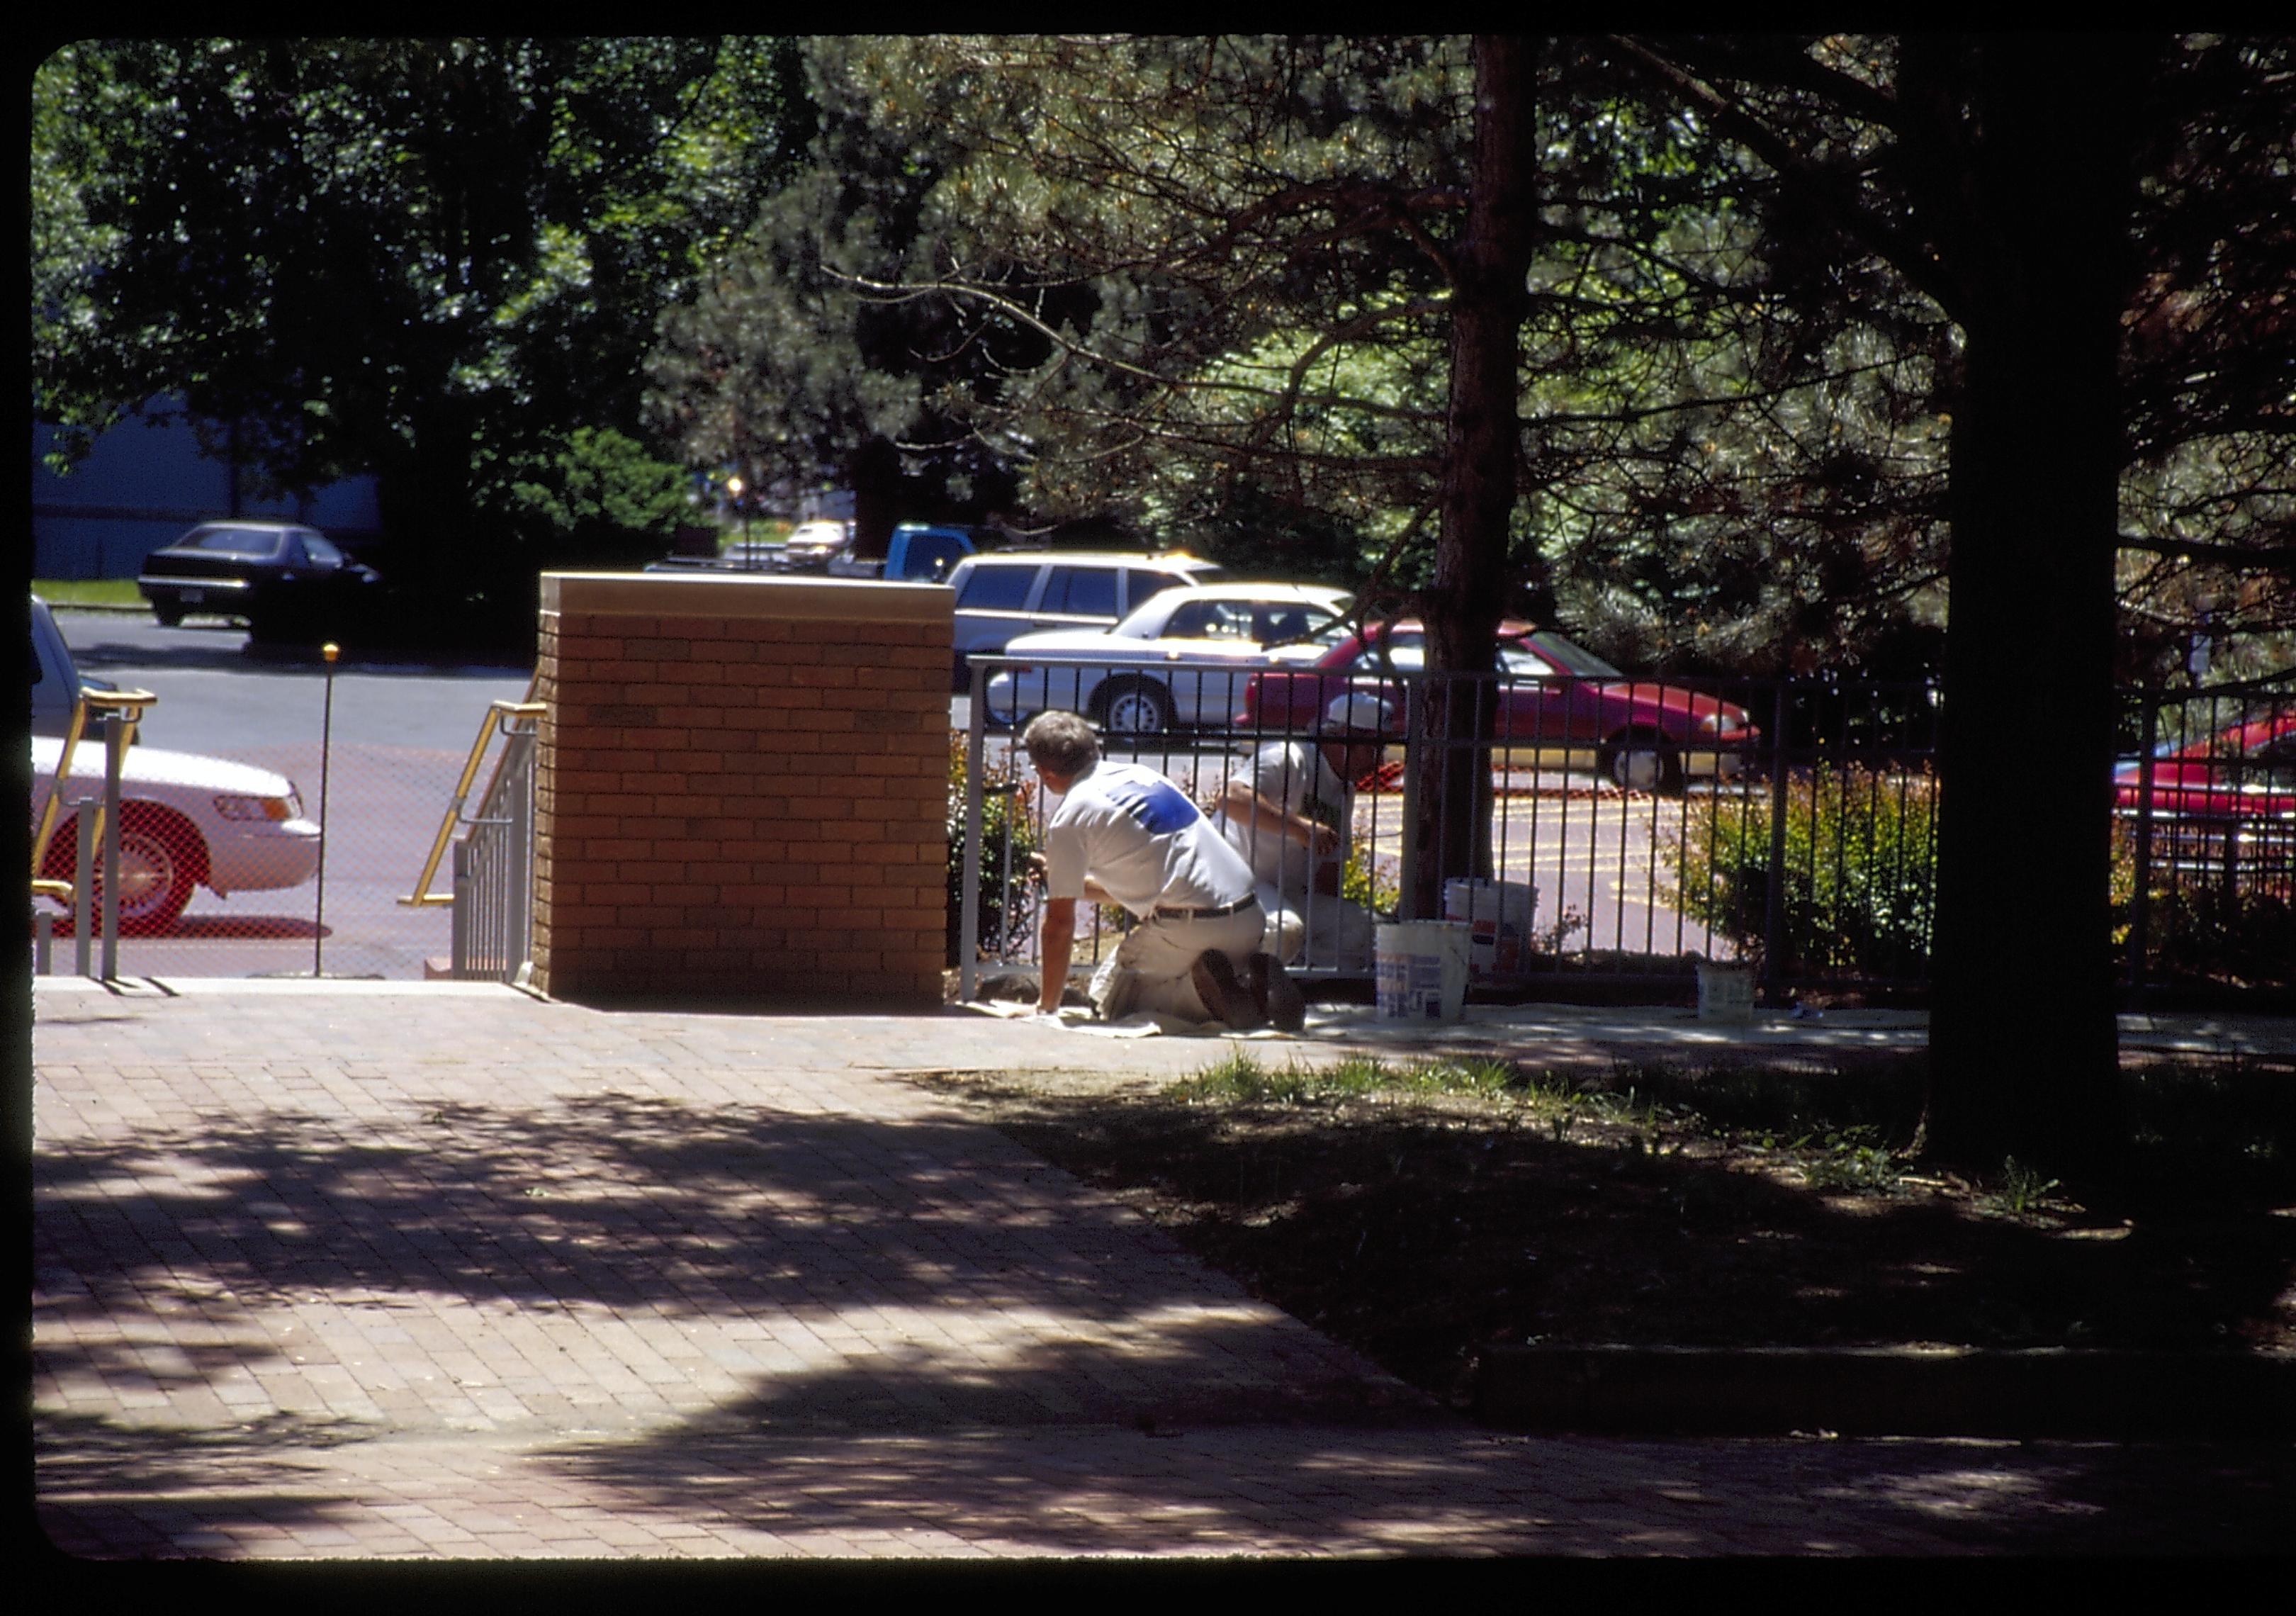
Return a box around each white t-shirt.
[1042,761,1258,919]
[1207,740,1352,899]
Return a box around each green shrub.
[1667,765,1937,977]
[2111,816,2296,987]
[1339,843,1400,918]
[947,734,1043,967]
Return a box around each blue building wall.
[32,403,381,580]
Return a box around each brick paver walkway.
[31,979,2291,1557]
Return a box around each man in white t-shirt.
[1024,711,1305,1031]
[1208,691,1391,970]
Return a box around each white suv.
[945,550,1227,686]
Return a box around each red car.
[1238,619,1760,792]
[2115,711,2296,819]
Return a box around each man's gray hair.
[1023,710,1101,778]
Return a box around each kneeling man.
[1025,711,1304,1031]
[1209,692,1390,970]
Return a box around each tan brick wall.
[531,572,951,1006]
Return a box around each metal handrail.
[30,687,159,882]
[400,688,545,907]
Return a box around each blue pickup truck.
[826,523,982,583]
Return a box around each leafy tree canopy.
[33,37,812,555]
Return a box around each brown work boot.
[1190,949,1266,1031]
[1249,951,1307,1033]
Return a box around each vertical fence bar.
[1762,683,1790,1004]
[450,839,471,978]
[2127,690,2158,1001]
[507,729,534,977]
[1399,680,1424,921]
[960,661,989,1002]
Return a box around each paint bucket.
[1443,879,1538,981]
[1374,921,1471,1023]
[1695,962,1755,1023]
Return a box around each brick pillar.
[531,572,951,1006]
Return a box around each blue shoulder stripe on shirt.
[1105,775,1200,836]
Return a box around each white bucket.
[1695,962,1755,1023]
[1375,921,1471,1023]
[1442,879,1538,981]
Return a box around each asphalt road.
[45,611,534,980]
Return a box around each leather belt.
[1153,894,1261,921]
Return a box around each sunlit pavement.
[31,979,2291,1559]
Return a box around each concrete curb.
[1475,1345,2296,1437]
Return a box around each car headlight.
[215,794,296,821]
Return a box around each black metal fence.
[2119,672,2296,998]
[957,654,2293,1004]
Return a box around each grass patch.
[928,1045,2295,1399]
[1170,1051,1536,1107]
[34,578,142,609]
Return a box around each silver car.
[985,582,1352,735]
[947,549,1229,688]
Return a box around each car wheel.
[1601,731,1684,795]
[153,602,186,628]
[39,804,203,936]
[1095,678,1174,736]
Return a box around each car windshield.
[1509,631,1621,678]
[186,527,286,558]
[1159,597,1344,643]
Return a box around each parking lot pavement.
[31,979,2292,1558]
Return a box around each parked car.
[136,520,380,635]
[776,520,851,572]
[947,549,1229,688]
[29,595,320,933]
[826,523,983,583]
[1241,619,1760,792]
[2115,711,2296,821]
[2115,709,2296,890]
[985,582,1353,735]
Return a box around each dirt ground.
[908,1045,2296,1405]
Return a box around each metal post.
[959,661,989,1003]
[1762,681,1791,1006]
[100,715,126,980]
[1398,679,1424,921]
[313,643,339,976]
[506,727,534,978]
[35,912,53,975]
[74,799,96,978]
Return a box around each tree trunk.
[847,434,900,562]
[1409,34,1541,916]
[1921,36,2154,1179]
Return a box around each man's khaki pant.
[1088,903,1268,1025]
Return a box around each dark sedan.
[137,521,380,635]
[1241,619,1760,792]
